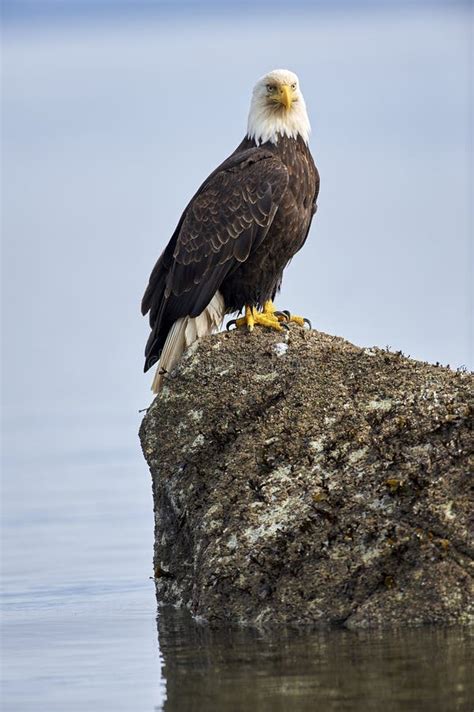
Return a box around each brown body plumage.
[220,135,319,312]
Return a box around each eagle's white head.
[247,69,311,146]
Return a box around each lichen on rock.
[139,326,473,628]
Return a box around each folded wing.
[142,149,289,371]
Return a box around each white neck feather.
[247,94,311,146]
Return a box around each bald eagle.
[142,69,319,392]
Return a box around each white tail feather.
[151,291,225,393]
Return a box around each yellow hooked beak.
[278,84,293,110]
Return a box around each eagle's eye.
[266,84,276,93]
[291,83,297,90]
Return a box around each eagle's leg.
[231,304,283,332]
[265,300,312,329]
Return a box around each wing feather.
[142,149,288,371]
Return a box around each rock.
[139,326,473,628]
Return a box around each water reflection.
[157,607,473,712]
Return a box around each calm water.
[159,611,474,712]
[1,411,162,711]
[2,3,472,711]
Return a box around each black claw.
[281,322,290,331]
[303,318,312,329]
[275,310,290,321]
[227,320,237,331]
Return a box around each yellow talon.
[234,304,283,332]
[264,301,311,329]
[288,315,306,327]
[228,301,311,332]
